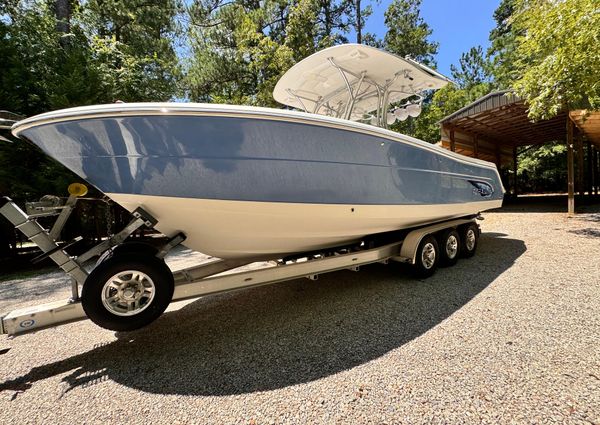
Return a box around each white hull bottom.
[108,194,502,259]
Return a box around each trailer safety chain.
[104,199,114,238]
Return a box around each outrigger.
[0,184,481,337]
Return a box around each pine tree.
[383,0,438,66]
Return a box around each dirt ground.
[0,202,599,424]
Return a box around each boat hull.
[109,194,501,259]
[13,103,504,259]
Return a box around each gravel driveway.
[0,204,599,424]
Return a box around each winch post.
[0,197,88,285]
[48,193,78,241]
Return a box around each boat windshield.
[273,44,451,129]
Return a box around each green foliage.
[390,82,494,143]
[381,0,447,141]
[0,2,93,203]
[185,0,440,108]
[3,0,592,202]
[308,0,352,44]
[487,0,518,89]
[186,0,353,106]
[383,0,438,66]
[392,44,495,143]
[0,0,181,115]
[450,46,493,90]
[0,139,79,204]
[484,0,596,191]
[510,0,600,120]
[345,0,378,44]
[187,0,285,106]
[0,2,99,115]
[81,0,182,102]
[517,143,567,193]
[0,0,181,203]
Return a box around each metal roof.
[438,90,519,124]
[438,90,568,148]
[570,110,600,147]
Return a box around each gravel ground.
[0,203,599,424]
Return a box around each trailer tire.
[82,253,174,332]
[438,228,460,267]
[412,234,439,278]
[459,222,479,258]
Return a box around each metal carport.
[438,90,600,214]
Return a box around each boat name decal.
[469,181,494,198]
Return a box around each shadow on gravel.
[1,233,526,398]
[576,213,600,223]
[568,228,600,238]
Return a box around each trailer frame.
[0,195,479,337]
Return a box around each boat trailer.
[0,189,480,337]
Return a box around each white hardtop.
[273,44,451,125]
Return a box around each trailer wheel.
[438,228,460,267]
[82,253,174,332]
[413,235,439,278]
[459,223,479,258]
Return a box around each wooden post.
[597,146,600,195]
[512,146,518,196]
[495,146,503,189]
[576,130,584,195]
[473,136,479,159]
[449,127,456,152]
[587,141,593,196]
[567,119,575,215]
[594,146,599,195]
[595,146,599,195]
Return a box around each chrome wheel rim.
[465,229,476,251]
[446,235,459,259]
[421,242,436,269]
[101,270,156,316]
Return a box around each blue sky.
[363,0,501,76]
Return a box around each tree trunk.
[321,0,331,36]
[53,0,71,34]
[356,0,362,44]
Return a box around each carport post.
[495,146,501,170]
[567,119,575,215]
[592,145,598,196]
[586,140,594,197]
[576,131,585,195]
[512,147,518,196]
[594,147,600,195]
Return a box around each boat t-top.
[274,43,449,126]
